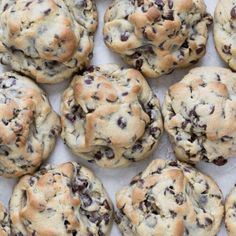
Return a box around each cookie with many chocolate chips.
[61,64,163,168]
[0,202,10,236]
[0,0,98,84]
[214,0,236,71]
[162,67,236,165]
[0,72,61,178]
[115,159,224,236]
[225,184,236,236]
[10,162,113,236]
[103,0,212,78]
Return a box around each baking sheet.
[0,0,233,235]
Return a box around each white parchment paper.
[0,1,233,235]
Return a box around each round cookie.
[103,0,212,79]
[225,185,236,236]
[115,159,224,236]
[0,202,10,236]
[214,0,236,71]
[0,72,61,178]
[10,162,113,236]
[61,64,163,168]
[162,67,236,165]
[0,0,98,84]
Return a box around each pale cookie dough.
[10,162,113,236]
[214,0,236,71]
[0,72,61,178]
[163,67,236,165]
[103,0,212,78]
[0,202,10,236]
[0,0,98,83]
[115,159,224,236]
[61,64,163,168]
[225,185,236,236]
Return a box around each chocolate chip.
[135,59,143,70]
[72,178,88,192]
[181,40,189,48]
[163,10,174,21]
[65,113,76,123]
[117,117,127,129]
[213,156,227,166]
[132,143,143,152]
[175,193,184,205]
[222,44,232,55]
[137,0,144,7]
[94,151,103,160]
[155,0,164,9]
[168,0,173,9]
[221,135,233,142]
[81,194,92,207]
[103,200,111,210]
[3,3,8,11]
[120,32,129,41]
[196,44,205,54]
[169,161,178,167]
[231,6,236,19]
[169,210,177,218]
[105,148,115,159]
[103,213,110,225]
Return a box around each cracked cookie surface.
[103,0,212,78]
[225,185,236,236]
[0,72,61,178]
[61,64,163,168]
[0,202,10,236]
[214,0,236,71]
[162,67,236,165]
[0,0,98,84]
[10,162,113,236]
[115,159,224,236]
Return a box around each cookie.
[0,0,98,84]
[0,72,61,178]
[103,0,212,79]
[115,159,224,236]
[0,202,10,236]
[61,64,163,168]
[214,0,236,71]
[225,185,236,236]
[162,67,236,165]
[10,162,113,236]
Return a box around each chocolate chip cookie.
[115,159,224,236]
[0,72,61,178]
[61,64,163,168]
[162,67,236,165]
[214,0,236,71]
[225,185,236,236]
[103,0,212,78]
[0,202,10,236]
[10,162,113,236]
[0,0,98,83]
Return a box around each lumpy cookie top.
[0,72,61,178]
[115,159,224,236]
[10,162,113,236]
[0,0,98,84]
[61,64,163,168]
[0,202,10,236]
[162,67,236,166]
[103,0,212,78]
[214,0,236,71]
[225,185,236,236]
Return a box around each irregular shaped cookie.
[214,0,236,71]
[61,64,163,168]
[103,0,212,78]
[0,72,61,178]
[225,185,236,236]
[0,0,98,84]
[10,162,113,236]
[0,202,10,236]
[162,67,236,165]
[115,159,224,236]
